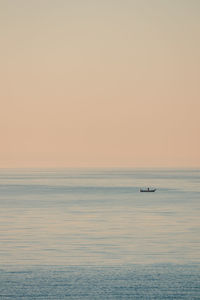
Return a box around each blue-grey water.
[0,168,199,299]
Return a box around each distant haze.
[1,0,200,168]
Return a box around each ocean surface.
[0,168,199,299]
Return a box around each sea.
[0,168,199,299]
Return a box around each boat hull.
[140,189,156,192]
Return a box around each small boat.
[140,188,156,192]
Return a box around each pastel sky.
[1,0,200,168]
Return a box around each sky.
[0,0,200,168]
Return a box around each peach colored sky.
[0,0,200,168]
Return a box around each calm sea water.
[0,168,199,299]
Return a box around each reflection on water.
[0,168,199,265]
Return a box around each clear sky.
[1,0,200,168]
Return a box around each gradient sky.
[1,0,200,168]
